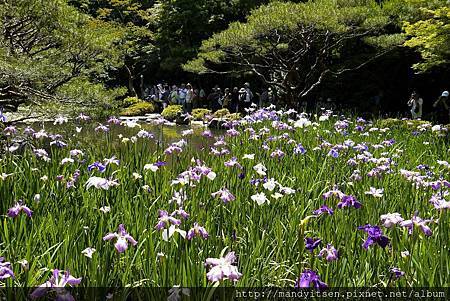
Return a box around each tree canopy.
[0,0,126,112]
[184,0,404,101]
[0,0,448,114]
[403,6,450,71]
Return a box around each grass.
[0,109,449,292]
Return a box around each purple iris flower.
[347,158,358,166]
[155,210,181,230]
[95,124,109,132]
[107,116,121,124]
[295,269,327,289]
[328,149,339,158]
[30,269,81,300]
[416,164,429,171]
[88,162,106,172]
[154,161,167,167]
[186,223,209,240]
[429,195,450,210]
[380,213,404,228]
[356,117,366,124]
[399,213,433,236]
[205,252,242,282]
[211,188,235,203]
[3,126,17,136]
[390,267,405,279]
[103,224,138,253]
[0,257,14,279]
[355,125,365,132]
[0,110,6,123]
[322,187,345,200]
[137,130,154,139]
[294,144,306,155]
[202,130,213,138]
[171,208,189,220]
[49,139,67,148]
[383,139,395,146]
[270,149,285,158]
[23,126,35,135]
[7,201,32,218]
[358,224,390,249]
[103,156,120,166]
[337,195,362,209]
[318,244,339,262]
[305,237,321,252]
[165,145,183,155]
[226,128,240,137]
[313,205,334,216]
[224,157,242,169]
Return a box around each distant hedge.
[120,102,155,116]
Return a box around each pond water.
[14,120,221,152]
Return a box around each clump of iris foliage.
[0,107,449,295]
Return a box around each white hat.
[442,91,449,97]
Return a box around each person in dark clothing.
[230,87,239,113]
[221,88,232,110]
[213,88,223,112]
[433,91,449,124]
[208,88,222,112]
[161,84,170,109]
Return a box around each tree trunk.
[125,65,137,97]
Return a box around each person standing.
[407,91,423,119]
[199,88,206,108]
[169,85,179,105]
[243,82,253,112]
[192,88,200,109]
[160,84,169,109]
[230,87,239,113]
[433,91,449,124]
[178,84,187,107]
[185,83,194,113]
[207,88,216,110]
[238,87,247,113]
[214,87,223,111]
[260,88,269,108]
[221,88,232,110]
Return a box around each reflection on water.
[22,121,220,151]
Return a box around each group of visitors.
[144,82,450,124]
[408,90,449,124]
[144,83,277,114]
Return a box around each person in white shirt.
[408,91,423,119]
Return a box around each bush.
[123,96,141,106]
[213,108,230,118]
[376,118,430,130]
[119,102,155,116]
[161,105,183,121]
[225,113,242,121]
[192,108,212,121]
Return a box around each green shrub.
[161,105,183,121]
[225,113,242,121]
[119,102,155,116]
[213,108,230,118]
[192,108,212,121]
[376,118,430,130]
[123,96,141,106]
